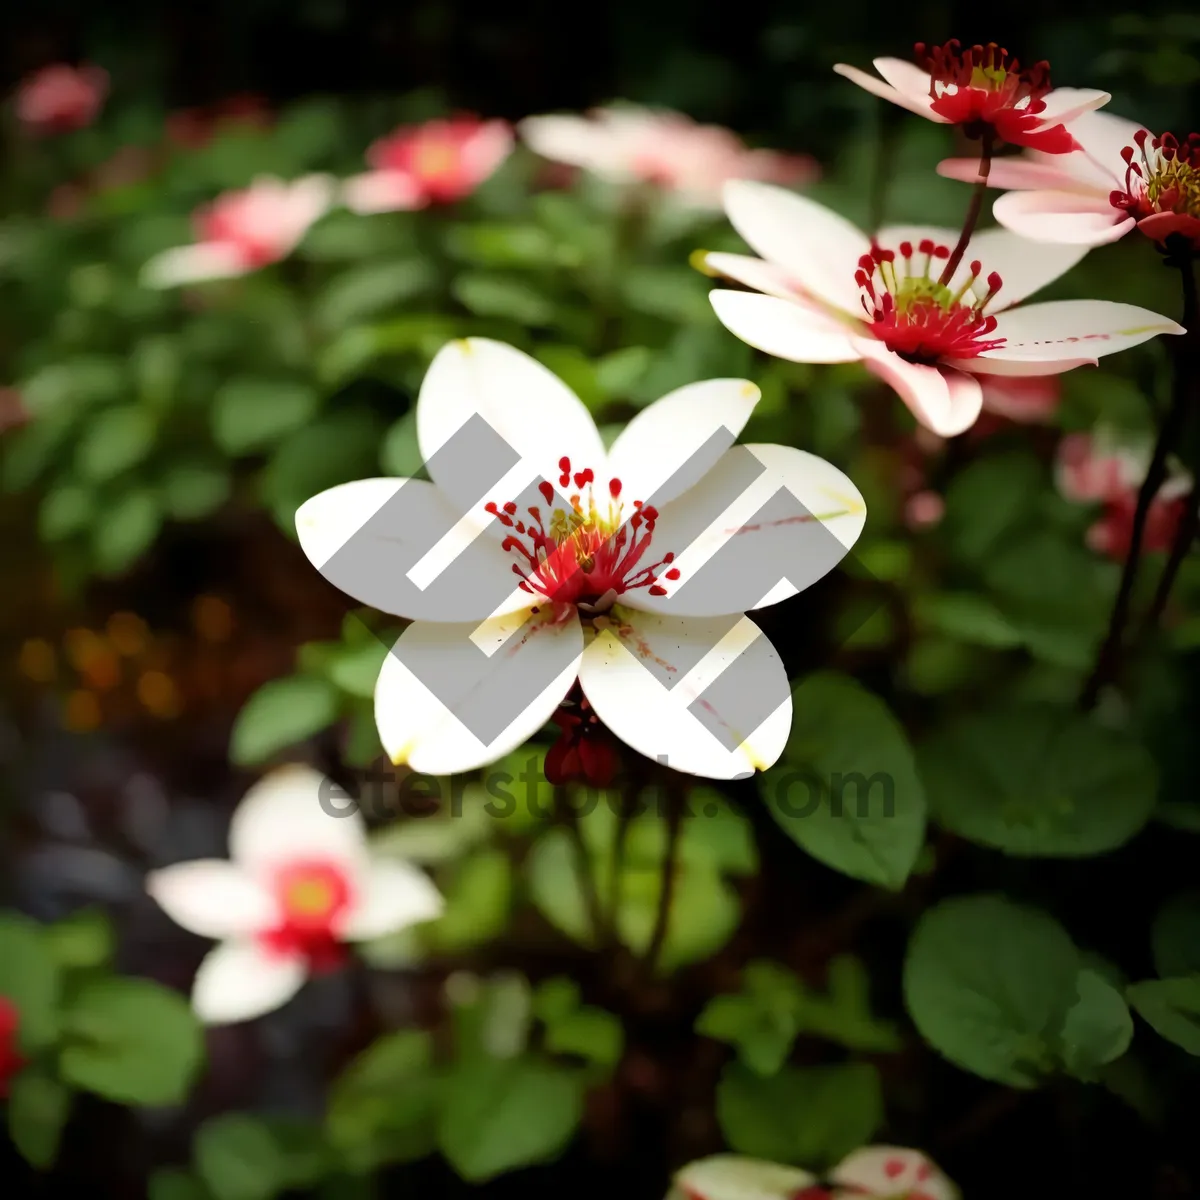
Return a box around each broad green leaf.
[59,977,203,1106]
[7,1066,70,1169]
[0,913,61,1051]
[437,1055,584,1182]
[21,358,127,419]
[1152,893,1200,978]
[792,955,903,1053]
[326,639,389,699]
[325,1029,436,1172]
[160,462,231,521]
[423,849,512,953]
[453,274,554,325]
[940,450,1044,565]
[44,908,114,972]
[1060,967,1134,1078]
[619,265,711,323]
[76,406,156,482]
[195,1113,287,1200]
[715,1062,883,1168]
[903,894,1079,1086]
[444,223,564,268]
[913,592,1023,649]
[380,411,423,478]
[763,672,926,889]
[39,485,95,541]
[149,1169,209,1200]
[92,489,162,576]
[920,704,1157,857]
[314,260,436,330]
[213,379,320,455]
[1126,976,1200,1055]
[543,1006,624,1072]
[697,992,797,1077]
[594,346,653,399]
[230,675,340,766]
[532,978,582,1026]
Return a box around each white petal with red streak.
[829,1145,959,1200]
[579,611,791,778]
[341,859,445,940]
[832,63,944,121]
[229,764,370,879]
[416,338,606,516]
[992,190,1134,246]
[605,379,763,506]
[986,300,1185,364]
[709,290,863,363]
[722,180,871,313]
[146,861,279,938]
[855,340,984,436]
[190,940,308,1025]
[374,610,582,776]
[621,442,866,617]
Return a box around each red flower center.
[260,860,353,972]
[485,458,680,611]
[544,695,619,787]
[1111,130,1200,231]
[857,240,1005,364]
[914,40,1074,151]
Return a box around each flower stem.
[605,774,640,948]
[1080,251,1198,709]
[554,784,604,940]
[642,780,685,976]
[1142,486,1199,633]
[938,133,994,286]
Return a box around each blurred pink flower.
[16,63,108,134]
[519,105,818,208]
[0,388,28,434]
[1056,429,1191,559]
[980,373,1061,422]
[905,489,946,529]
[166,93,271,150]
[141,175,335,287]
[342,116,514,212]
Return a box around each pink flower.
[519,105,818,209]
[15,63,108,134]
[142,175,335,287]
[905,489,946,529]
[0,388,28,434]
[835,41,1108,153]
[980,373,1061,422]
[0,997,25,1097]
[940,106,1200,250]
[1056,429,1191,559]
[342,116,514,213]
[707,181,1182,436]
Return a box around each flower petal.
[580,611,791,778]
[949,227,1090,310]
[709,291,863,363]
[519,114,624,175]
[671,1155,819,1200]
[1036,87,1111,126]
[146,861,278,939]
[872,57,938,104]
[832,63,944,121]
[624,442,866,617]
[190,941,307,1025]
[341,859,445,940]
[987,300,1185,363]
[342,170,427,213]
[1067,106,1145,176]
[855,341,983,435]
[991,190,1134,247]
[829,1146,959,1200]
[141,243,250,287]
[229,764,370,879]
[722,180,871,314]
[295,477,528,622]
[416,338,606,516]
[605,378,763,506]
[936,156,1093,191]
[374,610,582,775]
[703,252,812,302]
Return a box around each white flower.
[707,180,1184,436]
[667,1155,818,1200]
[146,765,443,1024]
[142,174,335,287]
[828,1146,959,1200]
[295,338,867,780]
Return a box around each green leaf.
[229,675,340,766]
[326,639,389,699]
[531,978,582,1025]
[444,223,567,268]
[715,1062,883,1168]
[697,991,797,1077]
[1126,976,1200,1055]
[39,485,95,541]
[195,1113,287,1200]
[762,672,926,889]
[424,848,513,954]
[913,592,1023,649]
[619,265,711,323]
[314,260,436,331]
[543,1006,624,1072]
[0,913,61,1052]
[920,704,1157,857]
[76,406,156,482]
[1060,967,1134,1078]
[59,976,203,1106]
[792,955,903,1053]
[149,1168,209,1200]
[452,274,554,326]
[21,357,127,419]
[91,488,162,576]
[903,894,1080,1086]
[940,451,1045,565]
[1152,893,1200,977]
[44,908,114,973]
[7,1066,71,1169]
[161,462,231,521]
[594,346,653,399]
[213,379,320,455]
[258,1116,335,1190]
[326,1030,436,1172]
[380,411,423,478]
[437,1055,584,1182]
[678,790,758,876]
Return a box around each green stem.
[642,780,685,976]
